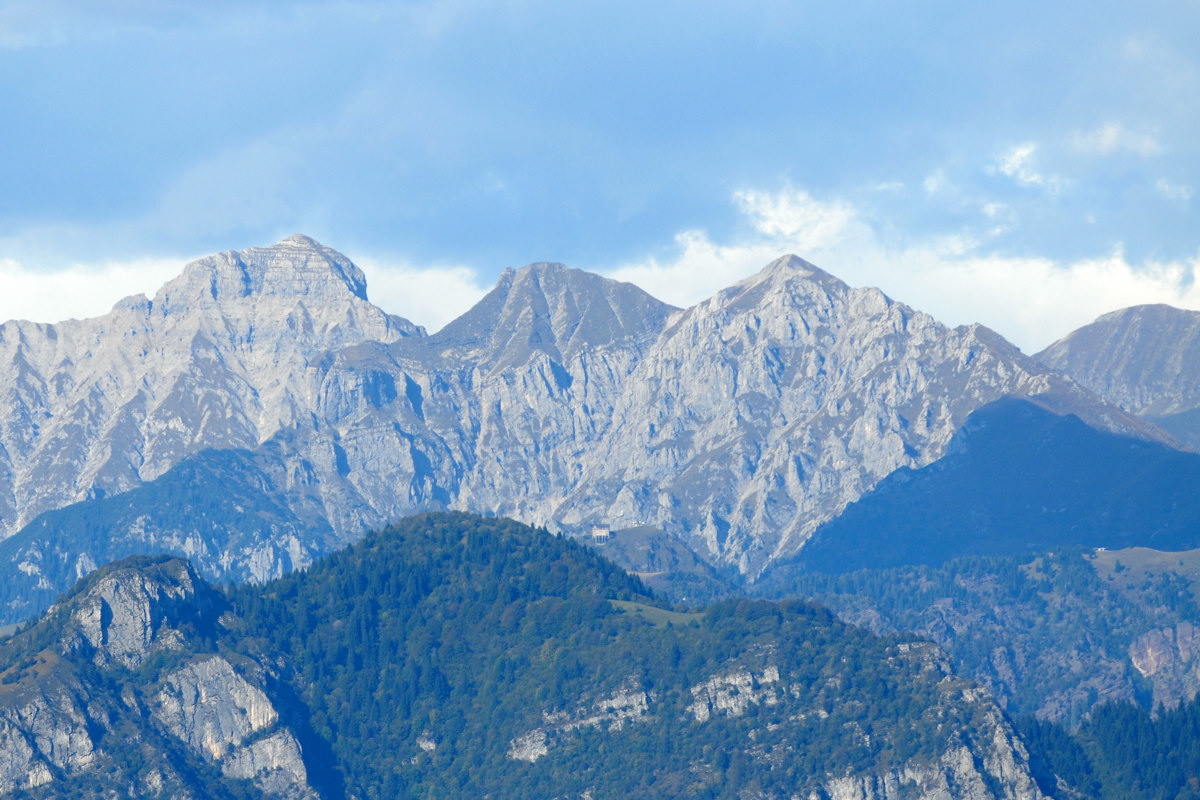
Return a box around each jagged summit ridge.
[565,253,1094,572]
[431,260,676,366]
[0,236,1175,609]
[1037,303,1200,448]
[0,236,422,537]
[158,233,374,309]
[151,234,421,340]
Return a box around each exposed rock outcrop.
[508,679,655,762]
[1129,622,1200,710]
[58,557,205,669]
[0,556,318,799]
[687,664,783,722]
[150,654,312,798]
[0,675,104,794]
[506,636,1045,800]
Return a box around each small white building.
[590,524,612,544]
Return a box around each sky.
[2,0,1199,352]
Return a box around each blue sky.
[2,0,1199,350]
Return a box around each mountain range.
[5,236,1200,798]
[0,235,1186,622]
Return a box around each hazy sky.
[2,0,1199,351]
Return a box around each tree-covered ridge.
[1019,694,1200,800]
[0,513,1042,799]
[797,398,1200,573]
[763,547,1200,724]
[226,513,1028,800]
[0,446,337,625]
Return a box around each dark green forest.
[5,513,1200,799]
[225,513,1001,799]
[1019,696,1200,799]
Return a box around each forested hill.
[225,513,1039,799]
[0,513,1044,800]
[762,546,1200,726]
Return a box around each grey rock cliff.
[0,234,420,538]
[0,241,1170,614]
[153,655,312,797]
[0,673,105,795]
[0,557,317,799]
[1129,621,1200,711]
[310,255,1155,575]
[58,556,201,669]
[1036,303,1200,448]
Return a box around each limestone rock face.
[0,677,105,794]
[505,642,1046,800]
[58,557,204,669]
[0,557,317,799]
[805,667,1045,800]
[0,234,420,537]
[815,739,1043,800]
[0,242,1166,614]
[1129,622,1200,710]
[687,664,783,722]
[426,256,1147,573]
[1036,304,1200,448]
[152,655,313,798]
[507,679,655,762]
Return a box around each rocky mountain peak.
[1037,303,1200,416]
[0,235,431,541]
[758,253,845,284]
[432,260,675,366]
[52,556,222,670]
[1037,303,1200,446]
[742,252,849,292]
[685,254,856,330]
[0,241,1181,602]
[153,234,386,313]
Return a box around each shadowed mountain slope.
[798,398,1200,573]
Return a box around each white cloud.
[870,247,1200,354]
[605,229,799,309]
[0,258,182,325]
[603,188,871,310]
[922,171,950,195]
[6,185,1200,354]
[356,258,489,332]
[1071,122,1162,157]
[1156,178,1194,202]
[602,186,1200,353]
[733,188,856,249]
[992,143,1066,191]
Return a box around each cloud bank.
[604,187,1200,353]
[4,187,1199,356]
